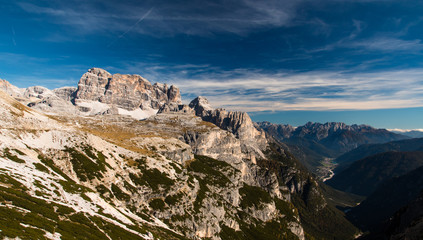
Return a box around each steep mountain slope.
[257,121,407,178]
[0,90,182,239]
[183,97,358,240]
[334,137,423,173]
[327,151,423,196]
[347,165,423,232]
[0,69,359,240]
[358,191,423,240]
[381,191,423,240]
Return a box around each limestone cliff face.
[75,68,181,110]
[75,68,109,100]
[183,96,357,240]
[53,87,77,101]
[189,96,266,144]
[1,68,182,119]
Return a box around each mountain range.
[257,121,407,178]
[1,68,181,119]
[390,129,423,138]
[0,68,360,240]
[334,137,423,173]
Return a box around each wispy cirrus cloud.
[311,35,423,54]
[3,57,423,112]
[127,65,423,112]
[309,17,423,54]
[16,0,303,37]
[351,37,423,52]
[16,1,133,34]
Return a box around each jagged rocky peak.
[75,67,182,111]
[256,121,296,139]
[291,121,386,140]
[259,121,403,142]
[189,96,213,115]
[189,96,265,143]
[302,121,370,132]
[158,102,194,114]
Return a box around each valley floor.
[316,158,337,182]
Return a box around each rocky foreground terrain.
[0,68,357,239]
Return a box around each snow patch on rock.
[118,107,158,120]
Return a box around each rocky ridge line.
[1,68,182,118]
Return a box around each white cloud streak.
[4,59,423,112]
[16,0,302,37]
[155,67,423,112]
[106,62,423,112]
[351,37,423,52]
[107,7,154,47]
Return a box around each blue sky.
[1,0,423,129]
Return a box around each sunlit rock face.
[75,67,181,111]
[53,87,77,101]
[189,96,267,143]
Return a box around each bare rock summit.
[75,67,181,110]
[189,96,266,143]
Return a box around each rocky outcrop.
[256,121,296,139]
[53,87,77,101]
[75,68,110,101]
[23,86,54,99]
[158,102,194,114]
[188,96,213,116]
[0,79,24,97]
[160,96,268,163]
[21,86,79,115]
[75,68,181,111]
[27,95,79,115]
[189,96,266,144]
[1,68,182,119]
